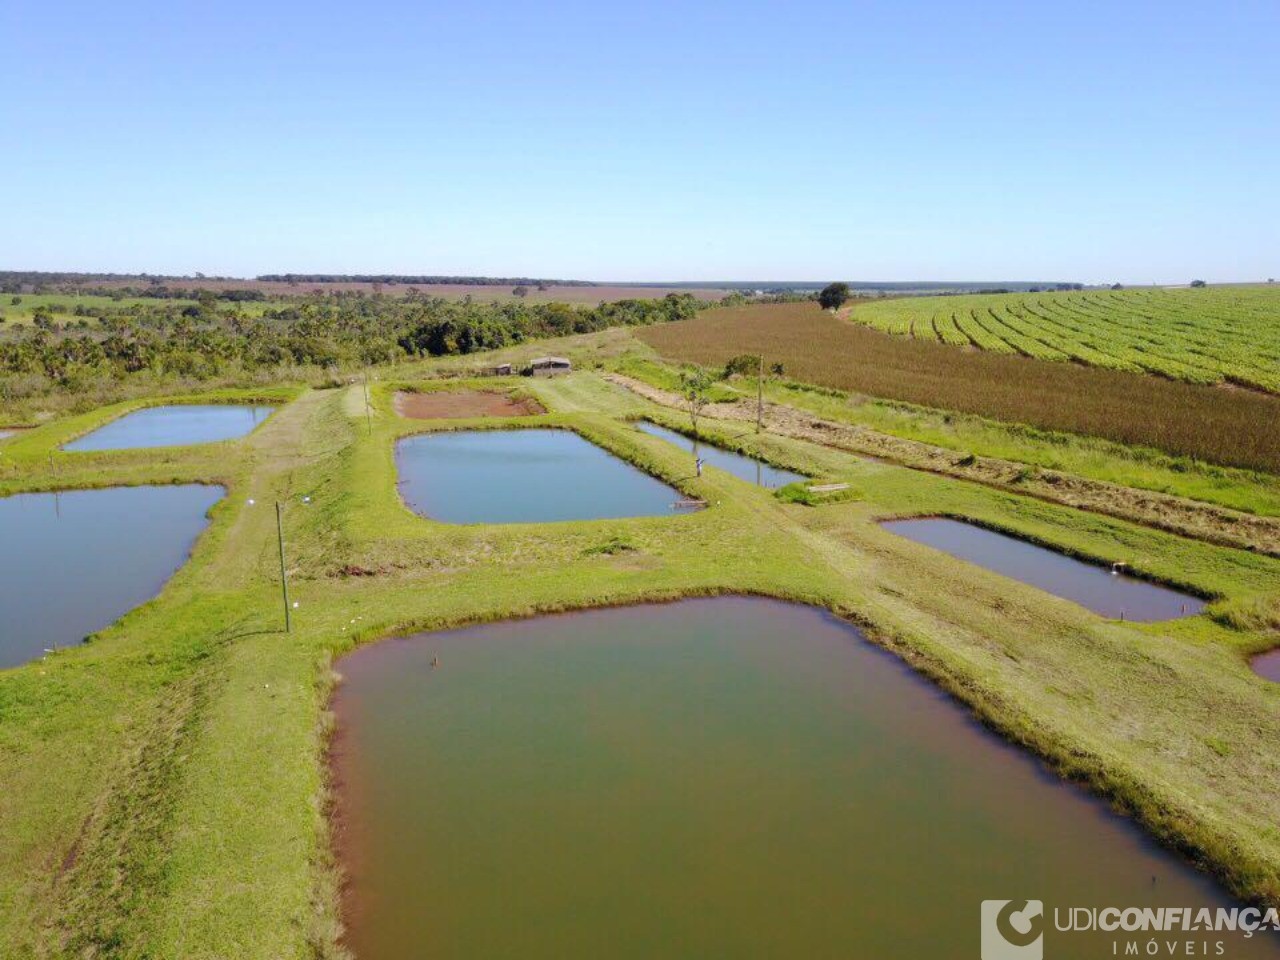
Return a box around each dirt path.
[607,373,1280,556]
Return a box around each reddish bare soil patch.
[393,389,544,419]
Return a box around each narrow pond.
[332,598,1276,959]
[634,421,806,488]
[63,404,274,451]
[882,517,1205,621]
[396,429,682,524]
[1252,648,1280,683]
[0,484,223,668]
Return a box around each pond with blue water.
[633,421,806,488]
[396,429,683,524]
[64,404,274,451]
[882,517,1205,621]
[0,484,223,668]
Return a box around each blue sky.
[2,1,1276,283]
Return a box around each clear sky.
[2,0,1276,284]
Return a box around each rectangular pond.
[395,429,682,524]
[881,517,1205,621]
[0,484,223,668]
[332,597,1276,959]
[63,404,274,451]
[634,421,806,488]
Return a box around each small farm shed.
[490,362,513,376]
[530,356,572,376]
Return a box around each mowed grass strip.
[637,303,1280,474]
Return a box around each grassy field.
[0,294,169,326]
[638,302,1280,474]
[0,293,287,327]
[851,285,1280,392]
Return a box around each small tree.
[1190,279,1207,288]
[721,354,758,378]
[512,285,530,297]
[678,366,713,438]
[818,281,850,311]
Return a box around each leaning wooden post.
[276,501,291,633]
[756,354,764,433]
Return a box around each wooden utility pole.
[276,501,291,633]
[363,371,372,436]
[756,354,764,432]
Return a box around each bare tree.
[679,367,713,438]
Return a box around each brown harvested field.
[638,302,1280,474]
[92,278,731,304]
[394,389,545,419]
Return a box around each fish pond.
[1252,648,1280,683]
[395,428,682,524]
[881,517,1205,621]
[633,421,805,488]
[0,484,223,668]
[331,597,1274,959]
[63,404,274,451]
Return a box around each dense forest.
[0,291,701,414]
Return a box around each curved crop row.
[850,285,1280,393]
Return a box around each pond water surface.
[882,517,1205,621]
[0,484,223,668]
[396,429,682,524]
[634,421,805,488]
[1252,648,1280,682]
[332,597,1275,960]
[64,404,274,451]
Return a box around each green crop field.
[850,285,1280,393]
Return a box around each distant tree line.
[256,274,593,287]
[0,292,700,399]
[0,271,597,295]
[0,271,249,294]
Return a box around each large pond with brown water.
[0,484,222,668]
[882,517,1205,621]
[331,597,1275,959]
[396,429,682,523]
